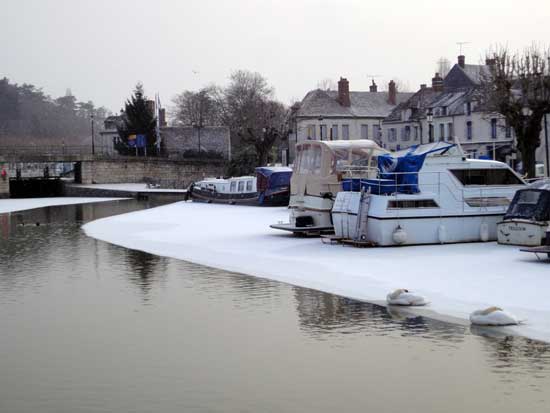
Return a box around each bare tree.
[221,70,288,168]
[436,57,451,78]
[172,85,221,127]
[479,45,550,177]
[316,78,337,91]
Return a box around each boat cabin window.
[246,180,253,191]
[296,144,322,175]
[230,181,236,192]
[387,199,439,209]
[238,181,244,192]
[450,168,523,186]
[504,190,550,221]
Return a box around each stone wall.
[161,126,231,159]
[79,159,226,189]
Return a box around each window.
[342,124,350,140]
[373,125,381,140]
[466,121,473,140]
[414,126,419,140]
[403,126,411,141]
[230,181,236,192]
[388,128,397,142]
[466,102,472,116]
[439,124,445,141]
[491,118,498,139]
[388,199,439,209]
[447,123,453,141]
[361,124,369,139]
[450,168,523,186]
[331,125,339,140]
[296,144,322,175]
[505,124,512,138]
[307,124,316,139]
[441,106,447,116]
[238,181,244,192]
[246,180,253,191]
[320,124,327,140]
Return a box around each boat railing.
[339,169,516,211]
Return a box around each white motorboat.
[497,180,550,246]
[331,142,527,246]
[270,140,386,233]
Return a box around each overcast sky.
[2,0,550,113]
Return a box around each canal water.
[1,200,550,413]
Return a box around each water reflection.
[2,200,550,412]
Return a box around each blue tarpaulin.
[255,167,292,205]
[377,143,456,193]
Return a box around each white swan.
[469,307,520,326]
[386,289,428,306]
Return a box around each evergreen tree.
[116,82,157,155]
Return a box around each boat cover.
[256,166,292,204]
[504,186,550,222]
[377,143,456,193]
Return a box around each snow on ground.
[0,197,126,214]
[75,183,187,193]
[83,202,550,342]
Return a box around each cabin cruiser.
[331,142,527,246]
[189,166,292,206]
[270,140,386,232]
[497,180,550,246]
[272,140,528,246]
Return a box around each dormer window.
[441,106,447,116]
[465,102,472,116]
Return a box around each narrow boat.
[497,180,550,246]
[189,166,292,206]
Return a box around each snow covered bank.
[0,197,126,214]
[75,183,187,193]
[83,202,550,342]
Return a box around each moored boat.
[189,166,292,206]
[497,180,550,246]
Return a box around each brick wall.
[80,159,226,188]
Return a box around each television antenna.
[456,42,470,55]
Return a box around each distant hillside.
[0,77,110,146]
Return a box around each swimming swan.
[469,307,520,326]
[386,289,428,306]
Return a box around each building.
[290,77,413,160]
[382,56,517,163]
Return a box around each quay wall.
[79,159,226,189]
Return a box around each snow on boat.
[497,179,550,246]
[331,142,527,246]
[189,166,292,206]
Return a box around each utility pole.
[544,113,549,177]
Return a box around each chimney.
[388,80,397,105]
[337,77,351,107]
[432,73,444,92]
[369,80,378,93]
[458,55,465,68]
[420,83,427,90]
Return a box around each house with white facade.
[382,56,518,163]
[290,77,413,161]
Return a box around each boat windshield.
[504,189,550,221]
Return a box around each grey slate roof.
[384,87,439,123]
[297,89,414,118]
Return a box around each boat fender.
[480,222,490,242]
[386,289,428,306]
[469,306,521,326]
[438,225,447,244]
[392,225,407,245]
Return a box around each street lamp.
[191,120,202,158]
[426,109,434,143]
[90,114,95,155]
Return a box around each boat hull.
[497,219,548,246]
[190,187,290,206]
